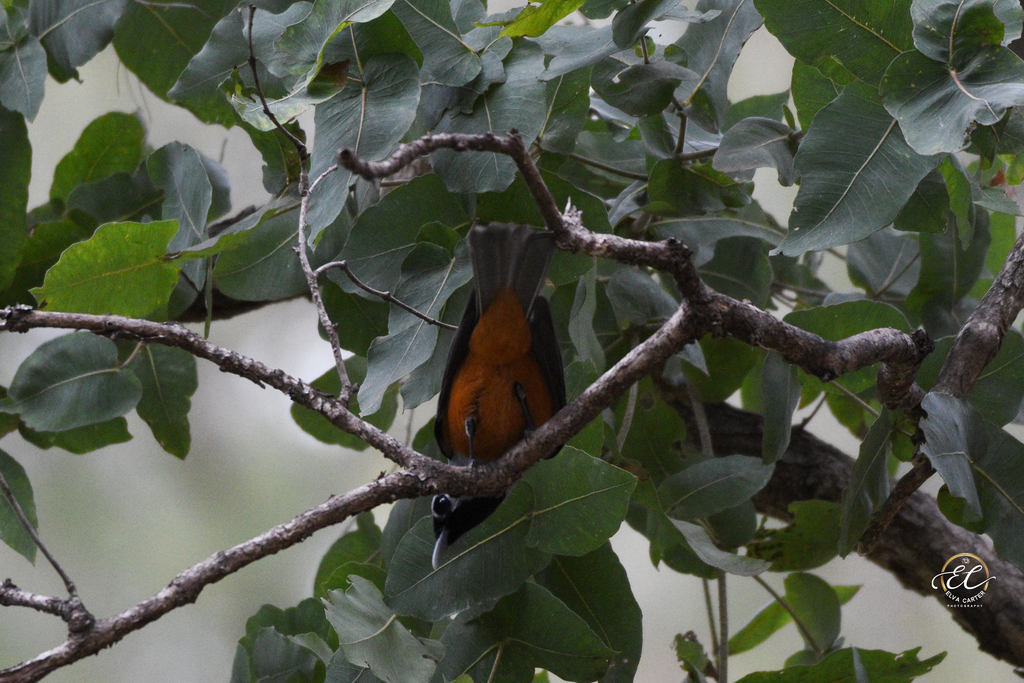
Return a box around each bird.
[431,223,566,569]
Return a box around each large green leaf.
[31,220,181,317]
[0,448,37,563]
[29,0,126,82]
[761,352,800,464]
[591,56,694,118]
[534,25,618,81]
[670,519,769,575]
[275,0,396,81]
[232,599,332,683]
[112,0,237,110]
[385,485,551,620]
[776,81,943,256]
[537,67,590,154]
[838,411,892,556]
[437,582,615,683]
[920,393,1024,569]
[651,204,785,267]
[500,0,584,38]
[400,282,471,410]
[314,512,383,598]
[17,417,132,455]
[213,209,306,301]
[0,333,142,432]
[325,576,441,683]
[791,60,845,129]
[50,112,146,203]
[126,345,197,459]
[358,241,471,414]
[617,383,687,486]
[698,236,772,308]
[431,40,546,193]
[604,266,678,328]
[713,117,798,185]
[148,143,213,289]
[391,0,481,85]
[755,0,913,85]
[668,0,763,131]
[535,544,642,683]
[748,500,841,570]
[66,166,164,226]
[645,158,750,218]
[847,228,921,299]
[291,358,398,451]
[911,0,1019,63]
[659,454,774,521]
[734,647,945,683]
[523,448,637,556]
[0,105,29,294]
[728,585,860,656]
[881,46,1024,155]
[307,51,420,231]
[0,8,47,120]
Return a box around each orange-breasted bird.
[431,223,566,568]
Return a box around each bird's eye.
[432,494,453,518]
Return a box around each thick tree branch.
[656,394,1024,669]
[861,228,1024,549]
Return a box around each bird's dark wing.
[529,296,566,458]
[434,289,479,460]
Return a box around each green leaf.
[391,0,481,85]
[325,576,441,683]
[911,0,1013,64]
[276,0,396,82]
[66,166,164,226]
[698,236,772,308]
[847,228,921,299]
[646,159,751,217]
[0,333,142,432]
[17,417,132,454]
[538,68,590,154]
[839,411,892,556]
[307,51,420,231]
[761,352,800,464]
[148,142,213,289]
[112,0,237,113]
[477,169,611,234]
[777,81,943,256]
[524,447,637,555]
[659,454,774,521]
[437,582,614,683]
[617,384,688,486]
[0,449,37,563]
[0,105,30,294]
[50,112,145,203]
[713,117,797,186]
[604,266,678,328]
[651,204,785,267]
[669,0,764,131]
[0,8,47,120]
[385,485,550,620]
[319,282,389,356]
[724,90,790,130]
[791,60,845,130]
[535,544,643,683]
[31,220,181,317]
[314,512,383,598]
[535,25,617,81]
[431,40,546,193]
[213,209,307,301]
[755,0,913,86]
[29,0,126,82]
[569,265,606,370]
[499,0,584,38]
[748,500,841,570]
[234,599,332,683]
[670,519,769,575]
[683,335,759,403]
[358,241,472,415]
[881,46,1024,155]
[400,282,471,410]
[126,345,197,459]
[729,585,861,656]
[592,56,694,118]
[783,572,841,652]
[291,358,398,450]
[733,647,945,683]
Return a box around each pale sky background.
[0,6,1019,683]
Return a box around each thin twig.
[702,578,720,662]
[873,251,920,300]
[314,261,457,331]
[752,575,822,654]
[117,341,147,368]
[829,381,881,418]
[246,5,307,160]
[246,4,350,401]
[0,470,93,632]
[718,570,728,683]
[686,381,714,460]
[564,151,649,181]
[672,97,688,158]
[797,393,827,430]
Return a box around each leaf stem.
[564,152,649,181]
[702,578,720,659]
[752,574,822,654]
[718,570,729,683]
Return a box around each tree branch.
[860,227,1024,549]
[657,393,1024,669]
